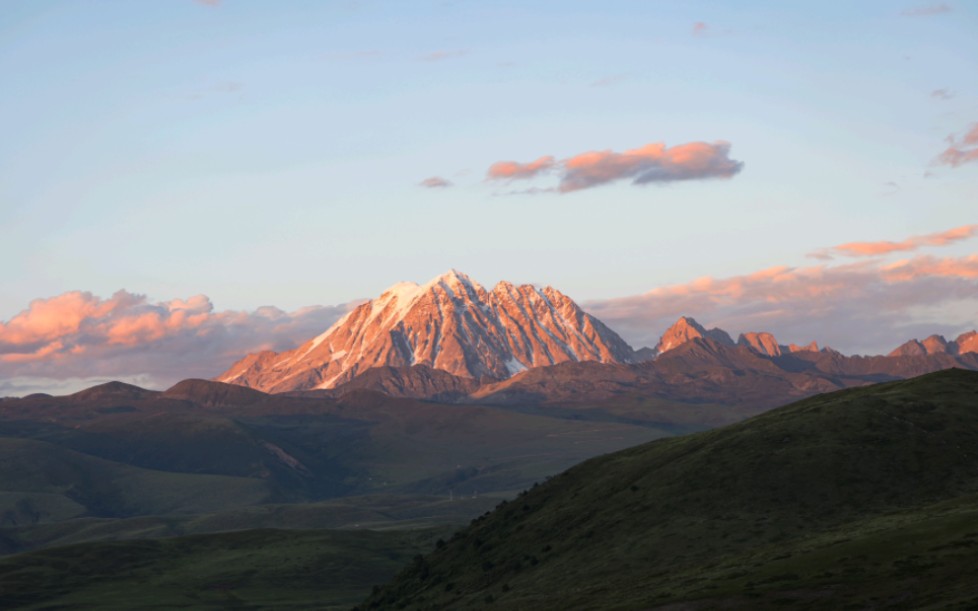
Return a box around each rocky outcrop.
[653,317,733,356]
[889,332,978,357]
[738,332,783,357]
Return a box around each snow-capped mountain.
[217,270,635,393]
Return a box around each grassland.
[0,527,449,610]
[362,369,978,609]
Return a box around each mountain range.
[217,271,978,416]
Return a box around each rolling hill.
[361,368,978,609]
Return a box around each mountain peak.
[890,331,978,357]
[738,331,783,357]
[218,272,634,392]
[655,316,734,355]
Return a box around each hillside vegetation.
[0,527,447,610]
[363,369,978,609]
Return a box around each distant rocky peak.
[738,332,782,357]
[921,335,949,354]
[655,316,734,356]
[787,341,819,353]
[955,331,978,355]
[889,331,978,357]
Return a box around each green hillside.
[0,527,446,610]
[0,388,665,555]
[362,368,978,609]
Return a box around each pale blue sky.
[2,0,976,317]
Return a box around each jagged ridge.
[218,270,634,393]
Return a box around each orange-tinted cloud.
[808,224,978,260]
[419,176,453,188]
[486,141,743,193]
[487,156,556,180]
[0,291,358,391]
[586,253,978,356]
[937,124,978,167]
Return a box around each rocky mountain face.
[309,317,978,427]
[218,270,634,393]
[653,316,733,355]
[217,272,978,409]
[889,332,978,357]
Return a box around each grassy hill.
[0,382,666,557]
[0,527,447,610]
[361,368,978,609]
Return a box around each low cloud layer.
[0,291,358,394]
[937,123,978,168]
[808,224,978,260]
[486,141,743,193]
[587,253,978,356]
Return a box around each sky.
[1,0,976,395]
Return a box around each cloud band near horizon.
[586,253,978,355]
[3,225,976,395]
[0,291,357,394]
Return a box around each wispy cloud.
[692,21,709,36]
[901,3,952,16]
[0,291,359,392]
[931,88,954,100]
[586,253,978,355]
[419,176,453,188]
[486,141,743,193]
[808,224,978,260]
[420,49,467,62]
[194,0,221,6]
[487,156,556,181]
[936,123,978,167]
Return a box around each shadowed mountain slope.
[362,369,978,610]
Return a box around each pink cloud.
[692,22,708,35]
[487,156,556,180]
[586,253,978,355]
[938,124,978,167]
[808,224,978,259]
[0,291,359,391]
[419,176,453,188]
[485,141,743,193]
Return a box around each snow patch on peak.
[504,357,528,375]
[383,281,423,300]
[423,269,486,300]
